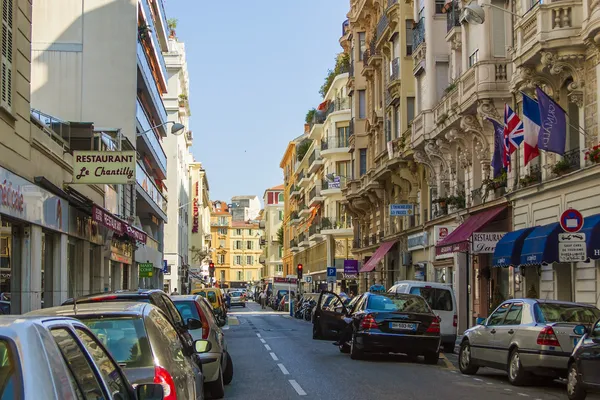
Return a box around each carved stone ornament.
[424,140,448,171]
[445,128,466,147]
[510,66,555,96]
[540,51,585,82]
[477,99,501,122]
[451,35,462,51]
[413,149,436,178]
[460,114,489,150]
[458,147,472,168]
[474,138,490,163]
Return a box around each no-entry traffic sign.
[560,208,584,233]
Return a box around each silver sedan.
[459,299,600,386]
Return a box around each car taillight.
[91,295,117,301]
[537,326,561,347]
[426,316,441,334]
[154,366,177,400]
[361,314,378,330]
[194,302,210,340]
[453,314,458,327]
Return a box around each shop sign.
[92,205,147,244]
[192,182,199,233]
[472,232,506,254]
[407,232,428,251]
[139,262,154,278]
[434,225,455,244]
[111,239,133,265]
[125,225,147,244]
[559,232,587,262]
[68,207,103,245]
[274,277,297,284]
[343,259,359,275]
[73,151,136,184]
[0,167,68,233]
[328,176,341,189]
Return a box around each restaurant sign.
[73,151,136,184]
[472,232,506,254]
[92,205,147,244]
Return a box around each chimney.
[304,123,310,133]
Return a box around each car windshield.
[535,303,600,324]
[367,294,431,313]
[82,317,153,368]
[174,301,200,321]
[231,292,242,297]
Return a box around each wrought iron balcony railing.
[321,135,350,150]
[447,1,461,32]
[377,13,389,39]
[390,57,400,81]
[413,18,425,50]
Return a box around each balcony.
[515,0,583,63]
[136,98,167,176]
[320,216,353,236]
[299,233,311,247]
[137,40,168,131]
[458,60,510,110]
[309,110,327,131]
[290,239,300,252]
[139,0,167,78]
[308,149,323,174]
[290,186,301,197]
[376,13,390,41]
[389,58,400,83]
[308,185,325,207]
[309,223,323,241]
[446,1,461,33]
[290,211,301,225]
[321,178,343,195]
[321,135,351,156]
[136,161,167,218]
[325,97,351,118]
[298,170,311,188]
[299,205,312,218]
[413,18,425,51]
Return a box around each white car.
[229,291,246,307]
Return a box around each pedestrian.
[170,288,178,296]
[225,291,231,309]
[259,291,267,309]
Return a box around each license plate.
[390,322,416,331]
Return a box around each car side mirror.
[194,339,212,354]
[476,317,486,326]
[136,383,164,400]
[187,318,203,330]
[574,325,588,336]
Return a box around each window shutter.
[1,0,13,111]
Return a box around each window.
[358,32,366,60]
[409,287,453,311]
[164,264,172,275]
[405,20,413,55]
[0,0,13,112]
[220,270,225,281]
[468,49,479,68]
[336,161,349,178]
[247,241,253,250]
[358,90,366,119]
[246,271,252,281]
[502,303,523,325]
[234,256,242,265]
[487,303,510,326]
[247,256,253,265]
[278,210,284,221]
[435,0,445,13]
[276,264,283,273]
[248,229,253,235]
[75,328,130,398]
[278,246,283,258]
[394,106,400,138]
[235,240,242,250]
[0,340,20,399]
[219,239,225,248]
[278,192,284,203]
[218,254,225,264]
[407,97,415,123]
[218,216,228,225]
[368,294,431,313]
[51,328,105,398]
[359,149,367,176]
[236,229,242,236]
[337,125,349,146]
[237,271,243,281]
[218,228,227,235]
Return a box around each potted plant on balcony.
[481,170,507,199]
[178,94,188,107]
[138,23,151,40]
[167,18,178,38]
[585,144,600,164]
[433,197,448,209]
[551,158,571,176]
[321,217,332,230]
[519,173,538,188]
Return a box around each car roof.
[171,295,199,301]
[62,289,166,304]
[512,298,599,308]
[0,316,82,340]
[392,280,453,288]
[28,302,151,318]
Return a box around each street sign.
[389,204,414,217]
[559,232,587,262]
[139,262,154,278]
[304,276,313,283]
[326,267,336,283]
[560,208,584,233]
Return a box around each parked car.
[0,315,165,399]
[29,301,212,399]
[172,295,234,399]
[458,299,600,386]
[567,320,600,399]
[313,291,441,363]
[388,281,457,352]
[192,288,228,322]
[229,291,246,308]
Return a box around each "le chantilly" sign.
[73,151,136,184]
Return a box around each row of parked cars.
[0,289,234,399]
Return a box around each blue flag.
[536,87,567,155]
[486,117,505,178]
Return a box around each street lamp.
[461,1,521,24]
[138,121,186,136]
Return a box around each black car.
[62,290,202,361]
[567,319,600,399]
[312,291,441,363]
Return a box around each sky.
[165,0,349,205]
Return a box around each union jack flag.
[503,104,524,170]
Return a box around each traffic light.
[297,263,303,280]
[209,262,215,277]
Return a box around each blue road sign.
[389,204,414,216]
[327,267,336,283]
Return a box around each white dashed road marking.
[265,344,271,350]
[260,338,266,343]
[504,388,512,392]
[517,394,529,397]
[270,352,279,361]
[474,378,483,382]
[289,380,307,396]
[256,333,261,338]
[278,363,289,375]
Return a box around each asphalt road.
[220,301,598,400]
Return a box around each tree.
[319,52,351,98]
[276,225,284,244]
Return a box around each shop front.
[359,241,396,291]
[406,232,429,283]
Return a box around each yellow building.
[229,221,263,288]
[210,201,232,287]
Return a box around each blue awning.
[581,213,600,260]
[520,223,562,266]
[492,227,536,268]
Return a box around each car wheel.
[339,342,350,353]
[350,336,363,360]
[207,366,225,398]
[223,352,234,385]
[424,351,439,365]
[567,362,587,400]
[443,342,455,354]
[508,348,531,386]
[458,342,479,375]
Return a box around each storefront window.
[0,221,11,300]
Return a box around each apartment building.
[31,0,174,285]
[163,35,194,294]
[229,221,263,289]
[230,195,261,222]
[280,138,301,277]
[210,201,232,287]
[261,185,285,280]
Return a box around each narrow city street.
[222,301,599,400]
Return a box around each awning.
[581,213,600,260]
[436,205,506,256]
[492,227,536,268]
[359,241,396,273]
[520,223,561,266]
